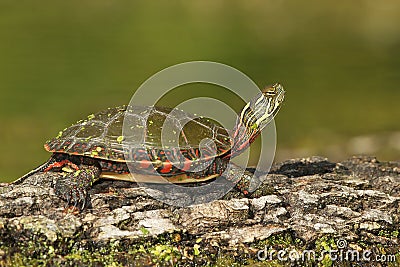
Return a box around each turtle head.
[231,83,285,156]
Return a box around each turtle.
[15,83,285,208]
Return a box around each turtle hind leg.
[54,164,101,210]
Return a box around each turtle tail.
[11,159,53,185]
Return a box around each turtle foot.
[223,164,262,197]
[54,164,101,210]
[55,178,89,209]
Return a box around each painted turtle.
[16,83,284,208]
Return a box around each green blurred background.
[1,1,399,182]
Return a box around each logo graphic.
[122,61,280,207]
[336,238,348,249]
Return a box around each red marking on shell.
[44,144,51,151]
[64,141,72,146]
[140,160,152,169]
[160,160,172,174]
[182,158,192,171]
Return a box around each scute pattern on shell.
[45,105,232,163]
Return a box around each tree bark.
[0,156,399,266]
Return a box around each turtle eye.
[262,83,284,97]
[264,89,276,96]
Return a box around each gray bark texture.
[0,156,399,266]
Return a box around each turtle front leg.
[54,164,101,209]
[223,163,264,197]
[191,158,263,197]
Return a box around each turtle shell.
[45,105,232,169]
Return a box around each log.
[0,156,399,266]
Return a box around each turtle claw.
[55,178,88,210]
[64,194,71,206]
[54,164,100,210]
